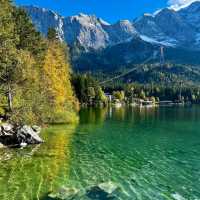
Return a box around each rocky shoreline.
[0,123,43,148]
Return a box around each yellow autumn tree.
[41,41,79,124]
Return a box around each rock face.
[23,6,64,41]
[0,124,43,147]
[23,6,139,50]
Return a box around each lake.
[0,106,200,200]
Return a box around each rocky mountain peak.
[70,13,99,25]
[24,6,140,50]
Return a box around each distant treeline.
[83,64,200,103]
[103,82,200,103]
[71,71,200,105]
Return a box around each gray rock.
[0,124,43,147]
[2,123,14,132]
[17,125,43,144]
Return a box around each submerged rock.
[86,181,119,200]
[0,123,43,147]
[48,187,79,200]
[47,182,119,200]
[171,193,186,200]
[98,182,118,194]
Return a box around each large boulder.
[17,125,43,144]
[0,123,43,147]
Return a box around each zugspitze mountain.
[24,2,200,51]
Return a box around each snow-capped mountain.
[22,2,200,72]
[23,2,200,51]
[134,1,200,49]
[23,6,139,50]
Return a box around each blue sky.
[14,0,197,23]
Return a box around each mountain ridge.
[23,2,200,51]
[23,5,140,50]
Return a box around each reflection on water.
[0,125,77,200]
[0,106,200,199]
[79,107,107,124]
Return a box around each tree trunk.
[7,84,13,112]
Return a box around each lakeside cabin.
[105,94,179,108]
[131,98,155,107]
[142,100,154,107]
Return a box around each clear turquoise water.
[0,106,200,200]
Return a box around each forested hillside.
[0,0,78,125]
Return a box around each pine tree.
[47,28,58,41]
[13,7,47,57]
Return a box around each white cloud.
[168,0,200,10]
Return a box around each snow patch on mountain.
[98,18,110,26]
[168,0,200,11]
